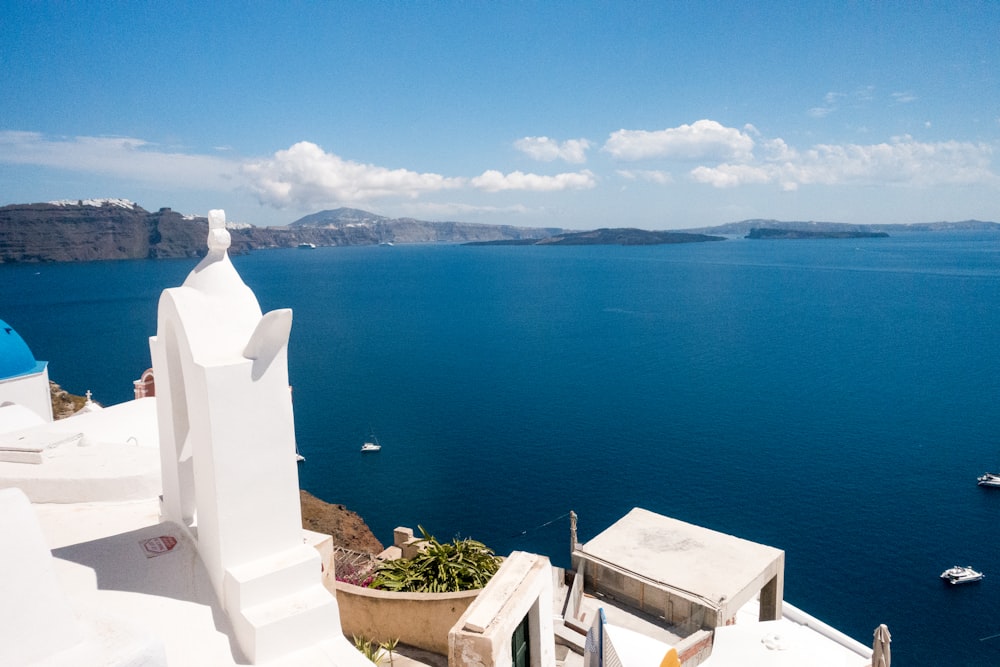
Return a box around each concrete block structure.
[572,507,785,632]
[450,551,556,667]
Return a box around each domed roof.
[0,320,46,380]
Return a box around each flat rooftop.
[0,398,161,503]
[576,507,784,606]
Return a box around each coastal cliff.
[0,201,239,263]
[0,201,560,263]
[300,489,384,554]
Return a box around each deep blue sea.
[4,232,1000,663]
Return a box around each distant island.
[466,228,724,246]
[686,218,1000,236]
[0,199,996,263]
[746,228,890,240]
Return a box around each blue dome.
[0,320,46,380]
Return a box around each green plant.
[380,637,399,666]
[352,635,385,664]
[370,525,502,593]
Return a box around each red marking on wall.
[140,535,178,558]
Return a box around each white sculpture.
[149,210,365,664]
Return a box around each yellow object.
[659,647,680,667]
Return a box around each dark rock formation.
[467,228,724,246]
[0,201,226,263]
[746,228,889,240]
[50,381,88,419]
[300,489,384,555]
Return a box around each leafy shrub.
[370,526,502,593]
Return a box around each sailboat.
[361,430,382,452]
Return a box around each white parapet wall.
[450,551,556,667]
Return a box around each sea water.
[3,232,1000,663]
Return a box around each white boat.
[297,242,317,249]
[940,565,984,584]
[978,472,1000,487]
[361,432,382,452]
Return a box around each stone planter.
[333,581,481,655]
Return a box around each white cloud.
[617,169,674,185]
[470,169,597,192]
[690,164,777,189]
[602,120,755,162]
[690,135,996,190]
[892,91,918,103]
[809,88,877,118]
[514,136,591,163]
[407,201,532,218]
[0,131,238,189]
[242,141,465,208]
[760,138,797,162]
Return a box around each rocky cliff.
[300,489,384,554]
[0,200,251,263]
[0,201,560,262]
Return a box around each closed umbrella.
[872,624,891,667]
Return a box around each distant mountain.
[287,207,562,245]
[685,219,1000,236]
[289,207,390,228]
[467,228,724,246]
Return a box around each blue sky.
[2,1,998,229]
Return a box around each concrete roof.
[0,398,161,503]
[576,507,783,607]
[702,618,871,667]
[32,497,338,666]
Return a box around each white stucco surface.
[145,210,367,665]
[0,365,52,423]
[0,401,46,435]
[701,618,870,666]
[31,498,358,666]
[602,623,676,667]
[0,398,161,501]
